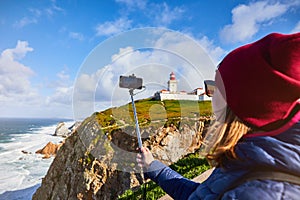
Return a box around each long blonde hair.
[201,107,255,167]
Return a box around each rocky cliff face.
[33,114,211,200]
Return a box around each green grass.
[118,152,210,200]
[95,99,212,131]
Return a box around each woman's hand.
[136,147,155,169]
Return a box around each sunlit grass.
[118,152,210,200]
[95,99,212,131]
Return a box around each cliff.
[33,100,212,200]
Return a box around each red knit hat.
[216,32,300,131]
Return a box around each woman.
[137,32,300,199]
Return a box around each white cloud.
[44,2,64,18]
[291,21,300,33]
[46,86,73,105]
[196,36,226,64]
[0,41,35,97]
[115,0,147,10]
[152,2,185,26]
[0,42,75,118]
[75,71,101,95]
[57,70,70,83]
[14,2,64,28]
[13,17,38,28]
[95,18,132,36]
[73,29,218,119]
[69,32,85,41]
[28,8,42,17]
[114,1,185,27]
[0,41,47,118]
[45,69,74,106]
[220,1,289,44]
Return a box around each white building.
[154,72,211,101]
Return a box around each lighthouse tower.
[168,72,177,93]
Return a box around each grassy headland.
[93,98,212,199]
[95,99,212,131]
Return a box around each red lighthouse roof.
[170,72,176,80]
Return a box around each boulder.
[21,150,30,154]
[53,122,70,137]
[69,121,82,134]
[36,141,63,158]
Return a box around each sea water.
[0,118,74,200]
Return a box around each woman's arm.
[137,147,200,200]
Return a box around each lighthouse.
[168,72,177,93]
[154,72,211,101]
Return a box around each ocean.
[0,118,74,200]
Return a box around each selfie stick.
[129,89,143,149]
[130,87,147,200]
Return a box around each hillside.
[33,99,213,200]
[95,99,212,130]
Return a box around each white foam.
[0,121,75,196]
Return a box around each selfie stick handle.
[129,89,143,149]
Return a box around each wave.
[0,120,74,197]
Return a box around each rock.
[35,141,62,158]
[53,122,70,137]
[33,114,212,200]
[21,150,31,154]
[42,154,51,159]
[143,121,206,165]
[69,121,82,134]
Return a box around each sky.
[0,0,299,119]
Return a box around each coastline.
[0,119,75,199]
[0,184,41,200]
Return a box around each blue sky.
[0,0,299,119]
